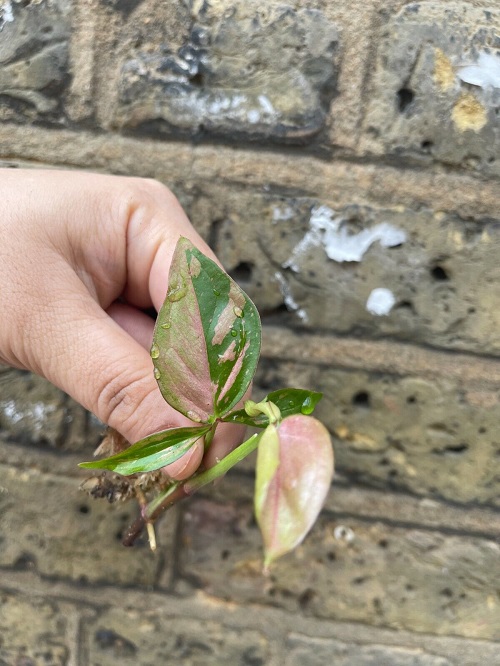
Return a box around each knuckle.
[95,365,156,437]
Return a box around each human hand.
[0,169,243,478]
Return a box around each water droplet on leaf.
[154,367,161,380]
[301,396,314,415]
[213,289,221,296]
[167,279,187,302]
[187,410,202,423]
[161,322,171,330]
[231,329,238,337]
[233,306,243,318]
[150,344,160,359]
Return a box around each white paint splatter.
[1,400,57,433]
[0,1,14,30]
[334,525,355,542]
[247,109,260,123]
[274,272,309,323]
[283,205,407,271]
[366,288,396,316]
[272,205,294,222]
[258,95,275,115]
[458,51,500,90]
[2,400,23,424]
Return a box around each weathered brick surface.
[1,0,500,657]
[0,367,102,453]
[109,0,339,145]
[176,486,500,640]
[362,3,500,178]
[252,358,500,506]
[82,607,270,666]
[0,0,71,125]
[0,464,176,586]
[285,634,453,666]
[0,589,75,665]
[182,187,500,355]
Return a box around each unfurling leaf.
[254,414,334,568]
[79,425,211,475]
[152,237,261,423]
[223,388,323,428]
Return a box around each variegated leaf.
[152,237,261,422]
[254,414,334,567]
[79,425,212,475]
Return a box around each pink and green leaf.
[254,414,334,567]
[152,237,261,422]
[79,424,212,475]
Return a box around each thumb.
[33,270,205,478]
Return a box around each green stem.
[122,431,262,547]
[145,481,180,517]
[184,432,262,494]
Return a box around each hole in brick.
[431,265,449,281]
[397,88,415,113]
[327,550,336,562]
[352,576,367,586]
[221,549,230,560]
[421,140,433,152]
[14,552,37,571]
[230,261,254,283]
[78,504,90,514]
[298,588,316,609]
[396,300,415,312]
[378,539,389,548]
[468,307,476,314]
[406,395,417,404]
[440,587,453,597]
[190,72,204,87]
[444,443,468,454]
[478,427,487,434]
[352,391,370,408]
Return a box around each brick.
[0,367,102,454]
[184,189,500,356]
[285,634,453,666]
[0,0,71,125]
[177,490,500,640]
[362,3,500,178]
[111,1,339,144]
[0,589,75,665]
[82,606,269,666]
[0,464,176,586]
[1,131,500,220]
[251,357,500,506]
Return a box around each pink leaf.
[254,414,334,567]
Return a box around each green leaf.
[254,414,334,568]
[222,388,323,427]
[151,237,261,422]
[79,425,211,475]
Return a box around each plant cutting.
[80,236,334,568]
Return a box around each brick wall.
[1,0,499,663]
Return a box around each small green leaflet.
[79,425,211,475]
[222,388,323,427]
[151,237,261,422]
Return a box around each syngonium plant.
[80,237,334,568]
